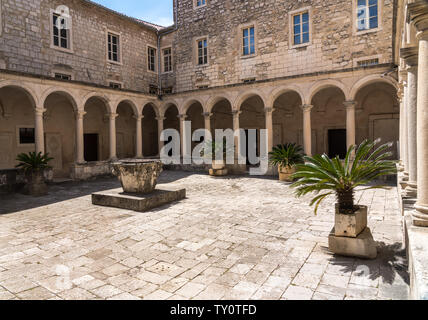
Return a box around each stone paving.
[0,171,409,300]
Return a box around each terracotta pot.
[278,165,295,182]
[334,204,368,238]
[212,160,225,170]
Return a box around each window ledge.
[289,42,311,50]
[355,27,381,36]
[241,54,257,60]
[107,60,123,66]
[50,44,74,54]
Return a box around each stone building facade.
[0,0,401,181]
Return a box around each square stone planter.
[334,204,367,238]
[278,165,296,182]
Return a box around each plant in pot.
[291,139,397,259]
[16,152,53,196]
[269,143,304,182]
[200,139,232,176]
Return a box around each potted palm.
[16,152,53,196]
[200,139,232,176]
[269,143,304,182]
[291,139,396,258]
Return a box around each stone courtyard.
[0,171,409,300]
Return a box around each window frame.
[50,9,73,53]
[106,29,122,65]
[54,72,72,81]
[193,0,207,9]
[194,36,209,66]
[353,54,382,67]
[353,0,382,35]
[108,81,123,89]
[16,126,35,147]
[147,45,157,73]
[288,7,312,49]
[162,46,173,74]
[239,22,257,58]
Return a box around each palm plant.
[200,138,233,160]
[15,152,53,173]
[291,139,397,215]
[269,143,305,168]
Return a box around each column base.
[404,181,418,198]
[109,157,118,162]
[412,204,428,227]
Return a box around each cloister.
[0,67,399,179]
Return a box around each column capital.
[231,110,242,117]
[177,114,188,120]
[76,110,87,120]
[400,46,419,67]
[107,113,118,120]
[300,104,313,112]
[35,107,47,116]
[343,100,357,110]
[133,115,144,121]
[156,116,166,121]
[202,112,213,118]
[407,1,428,39]
[264,107,275,114]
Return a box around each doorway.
[84,133,99,162]
[328,129,347,159]
[242,129,260,165]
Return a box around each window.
[197,85,209,89]
[107,32,120,63]
[357,58,379,67]
[149,85,158,95]
[196,0,206,7]
[148,46,157,72]
[52,13,70,49]
[19,128,35,145]
[109,82,122,89]
[197,39,208,65]
[357,0,378,31]
[243,27,255,56]
[162,87,173,94]
[163,48,172,73]
[54,73,72,80]
[293,11,310,45]
[243,78,256,83]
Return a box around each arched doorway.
[0,85,36,169]
[185,101,204,152]
[83,97,110,162]
[311,87,346,158]
[116,101,137,159]
[43,91,77,177]
[142,103,159,157]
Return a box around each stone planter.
[278,165,296,182]
[329,203,377,259]
[111,159,163,194]
[24,170,48,197]
[334,204,367,237]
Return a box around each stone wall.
[172,0,395,92]
[0,0,159,93]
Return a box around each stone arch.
[181,97,205,115]
[206,95,233,113]
[82,92,112,113]
[160,99,179,118]
[0,80,38,107]
[307,79,349,105]
[234,90,267,111]
[350,75,398,101]
[143,101,160,118]
[41,87,79,112]
[268,85,305,108]
[113,98,140,117]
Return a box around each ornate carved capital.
[177,114,188,120]
[264,107,275,114]
[400,46,419,67]
[231,110,242,118]
[343,100,357,110]
[202,112,213,118]
[300,104,313,112]
[407,1,428,39]
[76,111,87,120]
[133,115,144,121]
[108,113,118,120]
[156,116,166,121]
[35,107,47,117]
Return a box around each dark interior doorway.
[84,133,99,162]
[328,129,347,159]
[243,129,260,165]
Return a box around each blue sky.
[91,0,174,26]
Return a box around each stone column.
[76,110,86,163]
[401,47,419,198]
[344,101,357,153]
[203,112,212,137]
[156,116,165,156]
[403,80,410,179]
[178,114,189,159]
[301,104,313,156]
[108,113,118,160]
[409,2,428,226]
[397,80,405,171]
[265,107,275,153]
[232,110,242,161]
[134,115,143,158]
[34,107,46,154]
